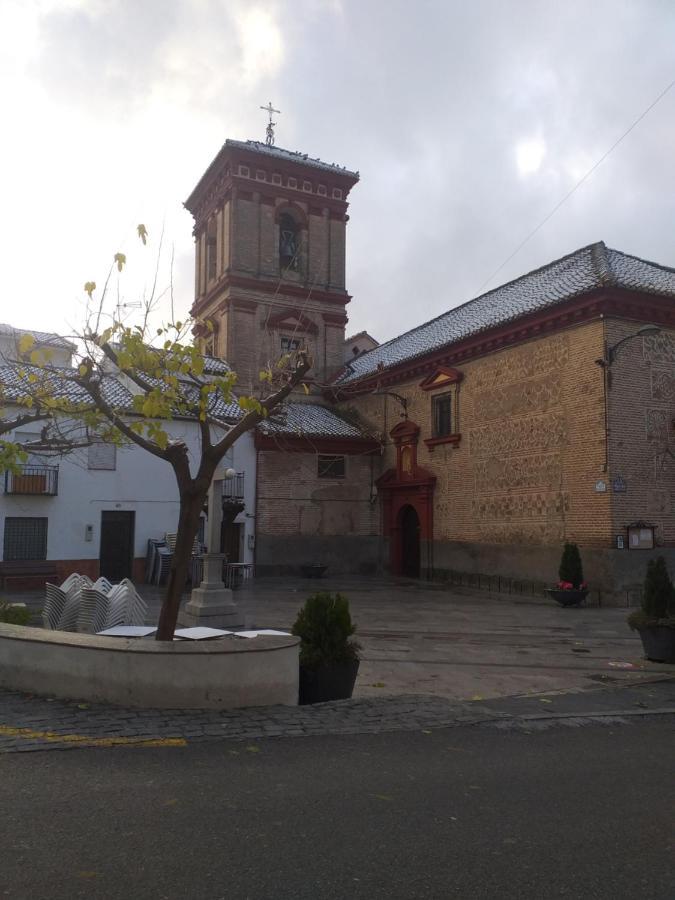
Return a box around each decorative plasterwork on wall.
[418,367,463,391]
[264,308,318,335]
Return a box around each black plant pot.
[301,565,327,578]
[299,659,360,705]
[546,589,588,607]
[635,625,675,663]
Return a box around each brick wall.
[606,322,675,547]
[257,449,379,537]
[255,447,382,573]
[347,320,611,549]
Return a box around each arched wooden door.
[399,504,421,578]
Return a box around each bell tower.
[184,138,359,392]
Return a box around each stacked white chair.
[102,579,147,630]
[153,547,173,585]
[42,574,148,633]
[77,585,112,634]
[145,539,165,584]
[56,574,92,632]
[43,583,67,629]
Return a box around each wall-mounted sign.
[612,476,627,493]
[616,535,625,549]
[595,479,607,493]
[627,524,655,550]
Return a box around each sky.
[1,0,674,347]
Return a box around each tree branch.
[75,372,171,463]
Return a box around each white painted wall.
[0,418,257,568]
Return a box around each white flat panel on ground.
[173,627,234,640]
[235,630,292,638]
[97,626,157,637]
[253,629,292,636]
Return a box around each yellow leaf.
[18,333,35,354]
[137,223,148,245]
[29,350,41,365]
[114,252,126,272]
[83,281,96,298]
[302,382,309,395]
[78,364,88,377]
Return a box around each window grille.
[432,393,453,438]
[3,517,48,561]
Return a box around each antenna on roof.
[259,101,280,146]
[116,300,141,321]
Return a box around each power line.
[474,75,675,296]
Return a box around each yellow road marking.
[0,724,186,748]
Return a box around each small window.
[279,213,299,270]
[281,336,301,353]
[3,517,48,560]
[318,455,345,479]
[432,393,453,438]
[206,219,217,282]
[88,442,117,471]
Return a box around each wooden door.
[99,511,135,582]
[400,505,420,578]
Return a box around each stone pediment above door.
[264,308,318,334]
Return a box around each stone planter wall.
[0,625,299,709]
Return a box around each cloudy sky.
[1,0,674,347]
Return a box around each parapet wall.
[0,625,299,709]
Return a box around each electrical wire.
[474,75,675,296]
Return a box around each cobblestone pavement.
[1,680,673,754]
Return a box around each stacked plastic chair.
[56,574,92,632]
[43,583,67,629]
[42,574,147,633]
[102,579,147,629]
[145,539,165,584]
[153,546,173,585]
[77,578,114,634]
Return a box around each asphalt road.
[1,717,673,899]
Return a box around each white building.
[0,327,256,586]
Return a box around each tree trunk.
[155,492,206,641]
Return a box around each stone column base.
[178,586,245,629]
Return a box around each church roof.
[258,402,369,439]
[336,242,675,385]
[225,140,359,180]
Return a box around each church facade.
[185,138,675,604]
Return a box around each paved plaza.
[2,575,673,753]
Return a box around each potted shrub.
[546,543,588,607]
[292,592,360,704]
[628,556,675,663]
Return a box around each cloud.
[516,137,546,176]
[1,0,675,348]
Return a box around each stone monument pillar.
[179,468,245,629]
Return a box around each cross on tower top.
[259,101,281,146]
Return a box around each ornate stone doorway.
[399,505,421,577]
[376,420,436,577]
